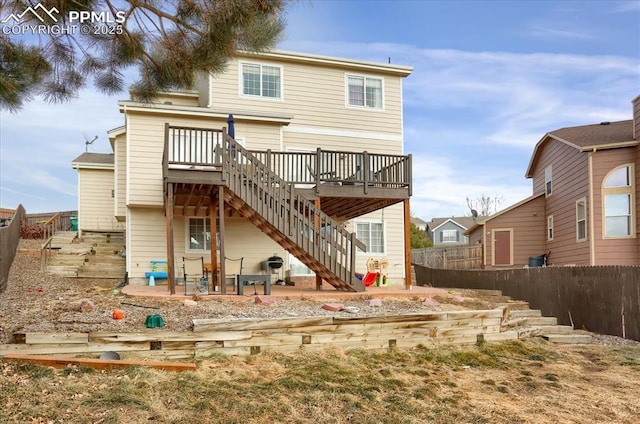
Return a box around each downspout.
[589,148,596,265]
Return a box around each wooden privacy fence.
[25,210,77,233]
[412,245,482,270]
[0,205,25,293]
[414,265,640,341]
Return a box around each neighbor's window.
[347,75,383,109]
[547,215,554,240]
[356,222,385,253]
[441,229,459,243]
[545,166,552,196]
[188,218,211,251]
[603,165,633,238]
[241,63,281,99]
[576,198,587,241]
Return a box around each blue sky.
[1,0,639,221]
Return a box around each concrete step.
[543,334,592,344]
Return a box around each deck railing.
[164,126,411,194]
[165,125,368,290]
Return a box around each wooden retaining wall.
[0,310,516,359]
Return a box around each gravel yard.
[2,239,639,349]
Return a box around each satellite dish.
[471,209,478,218]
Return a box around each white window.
[356,222,385,253]
[441,229,459,243]
[576,199,587,241]
[545,166,552,196]
[241,63,281,99]
[347,75,383,109]
[187,218,211,252]
[547,215,553,241]
[603,165,633,238]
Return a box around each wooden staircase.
[221,136,365,292]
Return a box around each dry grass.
[1,339,640,423]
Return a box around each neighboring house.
[467,94,640,269]
[410,216,428,232]
[75,50,414,292]
[71,153,125,235]
[427,217,477,246]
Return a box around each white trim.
[236,50,413,77]
[71,162,114,170]
[185,217,213,254]
[588,153,595,265]
[545,165,552,196]
[547,215,554,241]
[576,197,587,242]
[355,219,386,255]
[238,61,284,101]
[602,163,635,239]
[431,218,467,232]
[118,101,292,124]
[344,73,385,111]
[125,111,130,207]
[283,125,401,142]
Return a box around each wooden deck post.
[403,199,411,290]
[210,195,218,291]
[315,197,322,291]
[218,186,227,295]
[165,183,176,295]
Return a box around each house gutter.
[589,148,596,265]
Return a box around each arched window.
[603,164,634,238]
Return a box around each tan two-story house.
[73,50,414,293]
[467,95,640,268]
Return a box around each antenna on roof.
[471,209,478,219]
[84,135,98,152]
[388,57,391,64]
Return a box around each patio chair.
[182,256,208,295]
[224,257,243,292]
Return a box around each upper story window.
[576,198,587,241]
[441,229,459,243]
[356,221,385,254]
[241,63,281,99]
[603,164,633,238]
[346,75,383,109]
[544,166,552,196]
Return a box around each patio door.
[493,229,512,266]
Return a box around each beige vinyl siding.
[283,131,401,155]
[210,58,404,137]
[345,203,405,286]
[114,133,126,219]
[126,112,281,206]
[483,196,545,269]
[531,139,590,265]
[78,168,122,232]
[127,207,167,281]
[591,148,638,265]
